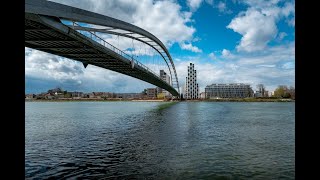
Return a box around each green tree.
[274,86,283,98]
[274,85,291,98]
[64,93,71,98]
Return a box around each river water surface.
[25,101,295,179]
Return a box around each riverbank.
[199,98,294,102]
[25,98,169,102]
[25,98,294,102]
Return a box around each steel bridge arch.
[25,0,180,94]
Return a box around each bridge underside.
[25,13,179,96]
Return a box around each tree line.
[273,85,295,99]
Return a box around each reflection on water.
[25,101,294,179]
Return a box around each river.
[25,101,295,179]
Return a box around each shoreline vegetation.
[26,86,295,103]
[25,97,294,102]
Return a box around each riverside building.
[205,83,254,99]
[157,70,171,98]
[185,63,199,99]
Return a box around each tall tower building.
[185,63,199,99]
[157,70,171,97]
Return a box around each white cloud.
[27,0,201,93]
[81,64,152,92]
[192,37,201,42]
[222,49,230,57]
[25,41,294,94]
[209,52,217,60]
[132,1,196,47]
[227,8,278,52]
[287,17,295,27]
[27,0,295,94]
[226,63,239,71]
[180,42,202,53]
[256,64,276,68]
[281,2,295,17]
[208,1,232,14]
[236,42,295,65]
[217,2,227,12]
[221,49,235,59]
[240,0,281,8]
[25,48,84,84]
[51,0,197,52]
[282,62,294,69]
[176,43,294,92]
[277,32,287,41]
[25,48,153,93]
[282,1,295,26]
[227,0,295,52]
[187,0,203,11]
[86,33,158,57]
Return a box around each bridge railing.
[70,22,167,81]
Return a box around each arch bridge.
[25,0,180,97]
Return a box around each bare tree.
[289,86,295,99]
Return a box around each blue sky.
[25,0,295,94]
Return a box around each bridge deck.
[25,14,179,96]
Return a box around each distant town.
[26,63,295,102]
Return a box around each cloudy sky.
[25,0,295,94]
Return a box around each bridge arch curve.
[25,0,180,95]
